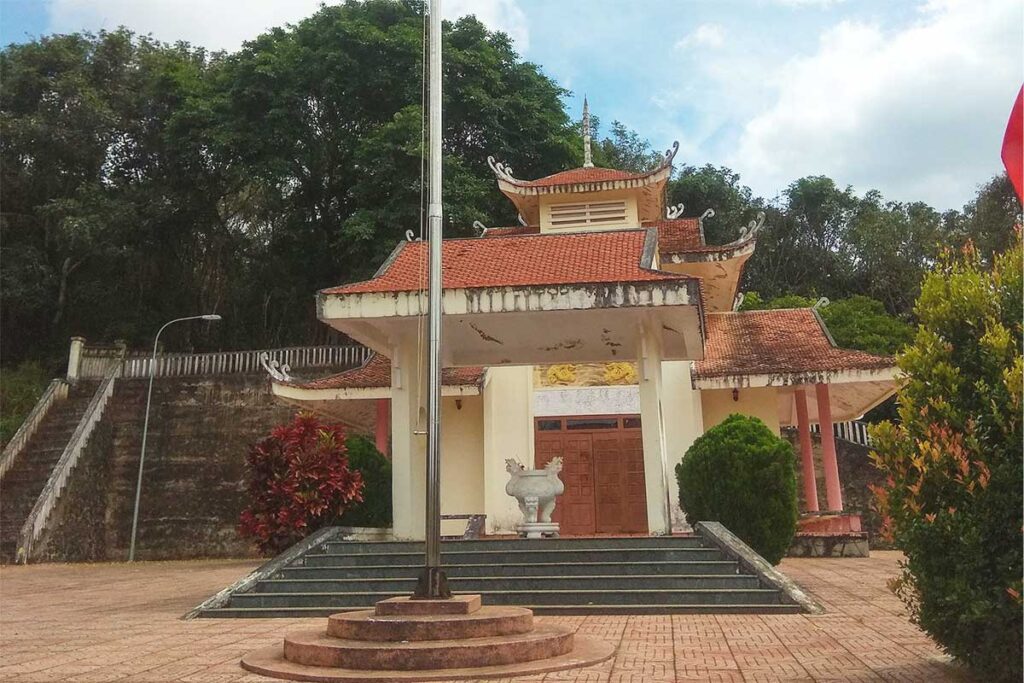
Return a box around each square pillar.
[483,366,534,534]
[390,341,427,540]
[661,360,704,530]
[794,388,819,512]
[815,383,844,511]
[638,318,671,535]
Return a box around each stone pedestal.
[515,521,559,539]
[241,593,614,681]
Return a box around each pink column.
[375,398,390,458]
[815,383,844,511]
[794,388,820,512]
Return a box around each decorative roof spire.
[582,96,594,168]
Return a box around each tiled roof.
[693,309,894,379]
[288,353,484,390]
[517,167,643,188]
[322,230,695,295]
[481,225,540,237]
[643,219,703,253]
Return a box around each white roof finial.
[582,96,594,168]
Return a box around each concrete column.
[638,319,671,535]
[66,337,85,381]
[815,383,844,511]
[390,340,427,540]
[661,360,704,530]
[483,365,534,534]
[794,388,819,512]
[374,399,390,457]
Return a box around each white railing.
[0,379,68,481]
[811,420,872,447]
[16,369,117,564]
[78,344,370,379]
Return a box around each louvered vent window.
[549,200,628,229]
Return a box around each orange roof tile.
[289,353,484,390]
[693,309,893,379]
[322,230,695,295]
[517,167,642,188]
[643,218,703,253]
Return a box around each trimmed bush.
[338,435,392,528]
[239,413,364,555]
[869,234,1022,681]
[676,414,798,564]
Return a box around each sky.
[1,0,1021,211]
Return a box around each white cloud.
[445,0,529,50]
[47,0,325,52]
[47,0,530,53]
[731,0,1023,209]
[768,0,845,7]
[675,23,726,51]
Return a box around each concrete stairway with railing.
[196,532,817,617]
[0,381,98,562]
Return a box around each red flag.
[1002,85,1023,202]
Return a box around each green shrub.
[869,233,1022,681]
[338,435,392,528]
[0,362,50,447]
[676,414,798,564]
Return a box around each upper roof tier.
[488,142,678,226]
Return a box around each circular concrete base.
[241,636,615,682]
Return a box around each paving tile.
[0,551,976,682]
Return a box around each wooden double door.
[534,415,648,535]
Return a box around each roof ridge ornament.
[661,141,680,167]
[259,352,293,383]
[700,208,716,221]
[738,211,766,240]
[666,203,685,219]
[582,96,594,168]
[486,155,516,182]
[472,220,487,235]
[814,297,830,310]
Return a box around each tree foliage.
[869,233,1022,681]
[1,1,577,365]
[239,413,364,555]
[676,414,798,565]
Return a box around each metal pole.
[128,314,220,562]
[413,0,450,599]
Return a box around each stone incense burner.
[505,457,564,539]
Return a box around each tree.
[667,164,759,245]
[869,233,1022,681]
[947,172,1023,262]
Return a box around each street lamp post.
[128,314,222,562]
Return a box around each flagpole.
[413,0,450,600]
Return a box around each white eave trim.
[663,237,756,264]
[692,366,900,390]
[318,280,701,321]
[272,381,480,403]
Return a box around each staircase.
[197,535,804,617]
[0,381,98,562]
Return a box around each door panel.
[534,416,647,536]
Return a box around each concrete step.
[200,603,804,618]
[276,560,742,580]
[318,536,706,554]
[302,547,725,568]
[228,587,786,610]
[254,574,762,594]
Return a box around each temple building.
[269,118,898,540]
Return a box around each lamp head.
[202,314,222,321]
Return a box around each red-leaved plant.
[239,413,364,555]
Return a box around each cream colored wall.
[482,366,535,534]
[439,395,485,535]
[661,361,704,530]
[539,189,639,233]
[701,386,781,434]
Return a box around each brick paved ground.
[0,552,972,682]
